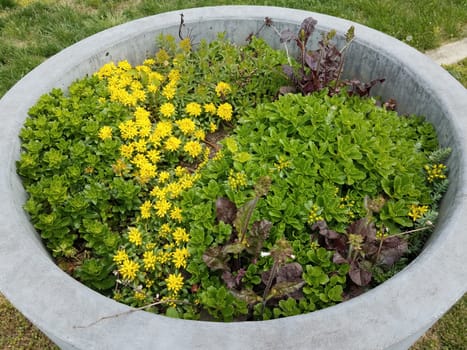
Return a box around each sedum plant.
[17,17,449,321]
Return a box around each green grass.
[0,293,58,349]
[411,293,467,350]
[0,0,466,348]
[0,0,466,97]
[445,57,467,86]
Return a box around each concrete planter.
[0,6,466,350]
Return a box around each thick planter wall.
[0,6,466,350]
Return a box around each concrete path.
[425,38,467,65]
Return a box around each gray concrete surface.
[0,6,466,350]
[426,38,467,65]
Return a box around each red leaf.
[216,197,237,225]
[349,261,372,286]
[378,236,408,266]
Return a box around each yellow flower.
[152,121,173,141]
[172,247,189,268]
[150,186,167,199]
[128,227,143,246]
[95,61,116,79]
[132,89,146,104]
[119,120,138,140]
[164,136,182,151]
[217,102,233,121]
[112,159,127,176]
[147,84,159,93]
[143,58,156,66]
[139,125,152,138]
[165,273,184,293]
[138,162,157,183]
[194,129,206,140]
[159,223,172,238]
[140,200,152,219]
[132,139,147,153]
[134,107,151,125]
[154,199,172,217]
[160,102,176,118]
[162,82,177,100]
[183,140,203,158]
[209,122,218,133]
[157,251,171,264]
[174,166,187,177]
[172,227,189,244]
[136,64,151,74]
[178,174,195,190]
[215,81,232,97]
[170,207,183,222]
[175,118,196,135]
[119,259,139,281]
[131,153,149,168]
[117,60,132,71]
[147,149,161,163]
[408,204,429,221]
[145,279,154,288]
[308,204,324,224]
[149,71,164,82]
[168,69,180,82]
[179,38,191,52]
[204,103,217,115]
[424,163,447,182]
[98,126,112,140]
[113,249,128,265]
[274,156,291,171]
[130,80,143,92]
[120,144,134,159]
[185,102,202,117]
[134,290,146,301]
[228,170,247,190]
[165,181,183,199]
[156,49,170,64]
[158,171,171,183]
[143,250,157,270]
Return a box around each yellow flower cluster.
[424,163,447,182]
[165,273,184,293]
[217,102,233,121]
[98,126,112,140]
[118,258,139,281]
[228,169,248,190]
[408,204,429,221]
[96,60,147,107]
[128,227,143,246]
[274,156,291,171]
[308,204,324,224]
[215,81,232,98]
[98,36,239,308]
[185,102,202,117]
[338,195,357,220]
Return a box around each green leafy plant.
[17,16,450,322]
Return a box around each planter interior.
[0,6,466,350]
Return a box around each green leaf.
[327,285,343,302]
[224,137,238,153]
[166,307,180,318]
[233,152,252,163]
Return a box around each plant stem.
[260,259,279,318]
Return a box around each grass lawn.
[0,1,466,348]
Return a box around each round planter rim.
[0,5,466,350]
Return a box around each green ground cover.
[0,0,465,348]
